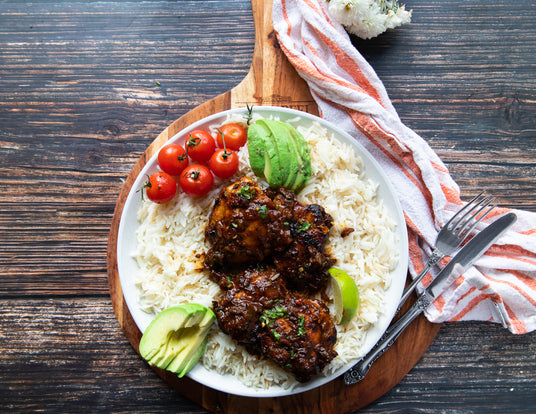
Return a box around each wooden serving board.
[107,0,440,412]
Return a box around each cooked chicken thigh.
[205,177,334,293]
[272,187,336,293]
[212,266,337,382]
[257,296,337,382]
[212,266,287,346]
[205,177,293,268]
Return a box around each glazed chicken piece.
[272,188,336,293]
[212,266,338,382]
[205,177,293,269]
[212,266,288,348]
[205,179,335,294]
[257,297,337,382]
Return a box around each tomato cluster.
[141,123,247,203]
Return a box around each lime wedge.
[329,267,360,325]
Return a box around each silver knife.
[344,212,517,385]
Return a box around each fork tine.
[446,191,486,229]
[453,195,495,232]
[456,200,497,239]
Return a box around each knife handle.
[343,293,432,385]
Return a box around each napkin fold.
[273,0,536,334]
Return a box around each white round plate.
[117,106,408,397]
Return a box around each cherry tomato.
[143,171,177,203]
[217,123,247,151]
[209,149,239,179]
[185,130,215,163]
[157,143,188,176]
[179,164,214,197]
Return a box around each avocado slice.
[166,328,210,377]
[247,118,312,192]
[283,124,312,192]
[139,303,215,377]
[147,310,207,368]
[165,309,214,377]
[247,122,269,176]
[257,119,292,188]
[260,120,301,189]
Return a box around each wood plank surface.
[1,0,535,413]
[1,298,534,413]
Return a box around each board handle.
[230,0,318,114]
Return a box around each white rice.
[133,112,398,390]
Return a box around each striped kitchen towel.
[273,0,536,334]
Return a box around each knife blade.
[425,211,516,299]
[343,211,517,385]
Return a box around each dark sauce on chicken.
[204,177,338,382]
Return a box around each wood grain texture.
[1,0,535,412]
[1,299,534,413]
[0,0,256,296]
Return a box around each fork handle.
[343,292,433,385]
[397,250,443,312]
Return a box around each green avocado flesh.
[139,303,215,378]
[246,122,269,176]
[281,123,312,192]
[247,119,312,192]
[259,119,292,188]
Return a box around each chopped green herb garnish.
[271,330,281,341]
[231,223,238,228]
[259,306,287,327]
[258,205,268,219]
[237,184,255,200]
[297,315,306,337]
[296,220,311,233]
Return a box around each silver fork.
[398,192,497,310]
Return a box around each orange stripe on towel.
[459,284,476,302]
[431,160,450,174]
[301,0,323,15]
[450,293,488,321]
[484,272,536,308]
[504,302,526,334]
[479,206,512,221]
[281,0,293,37]
[450,291,526,333]
[348,111,436,220]
[408,232,424,270]
[317,0,337,28]
[486,244,536,261]
[440,183,462,205]
[433,295,446,313]
[507,269,536,292]
[279,40,379,98]
[311,27,385,105]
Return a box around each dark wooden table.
[1,1,535,412]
